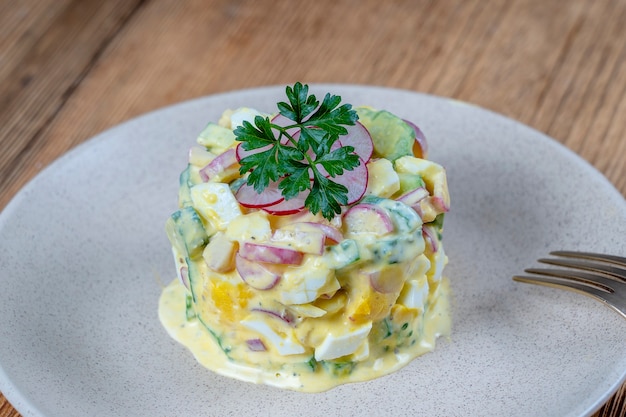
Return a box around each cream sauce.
[159,276,450,392]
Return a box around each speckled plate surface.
[1,85,625,417]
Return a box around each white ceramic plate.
[1,85,625,417]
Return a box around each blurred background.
[1,0,624,416]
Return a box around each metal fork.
[513,251,626,319]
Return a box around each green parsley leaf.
[278,163,310,200]
[316,146,359,177]
[235,82,361,219]
[306,175,348,220]
[278,83,319,123]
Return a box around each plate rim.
[1,83,625,417]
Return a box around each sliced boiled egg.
[190,182,242,230]
[314,322,372,361]
[241,318,305,356]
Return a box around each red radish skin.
[343,204,394,235]
[295,222,343,244]
[422,225,439,252]
[239,242,304,265]
[332,160,368,204]
[179,266,189,290]
[396,187,429,207]
[235,254,281,290]
[246,338,267,352]
[262,190,309,215]
[250,307,296,325]
[200,148,237,181]
[411,196,450,221]
[403,119,428,159]
[411,203,424,219]
[338,122,373,163]
[271,114,300,138]
[236,181,284,208]
[429,195,450,213]
[236,142,270,162]
[313,124,371,179]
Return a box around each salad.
[159,84,451,392]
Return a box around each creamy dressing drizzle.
[158,277,450,392]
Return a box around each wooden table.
[1,0,624,415]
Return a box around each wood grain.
[1,0,624,415]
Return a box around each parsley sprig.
[235,82,361,219]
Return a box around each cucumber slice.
[185,294,196,321]
[355,107,414,161]
[356,196,421,233]
[321,360,356,377]
[165,206,209,260]
[325,239,360,269]
[178,165,193,207]
[360,194,385,205]
[185,255,207,303]
[376,199,422,233]
[369,229,424,264]
[197,123,236,154]
[397,172,426,194]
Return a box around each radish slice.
[338,122,373,163]
[271,114,292,125]
[396,187,429,206]
[368,269,405,294]
[246,338,267,352]
[271,114,300,138]
[236,178,308,215]
[262,190,309,215]
[251,307,296,325]
[411,196,449,222]
[235,254,281,290]
[428,195,450,213]
[236,180,284,208]
[199,148,237,181]
[343,203,394,235]
[411,203,424,219]
[403,119,428,159]
[236,142,270,163]
[332,159,368,204]
[422,225,439,252]
[234,115,370,214]
[179,266,189,290]
[294,222,343,244]
[239,242,304,265]
[311,124,371,178]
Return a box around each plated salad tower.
[159,83,451,391]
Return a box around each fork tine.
[513,274,626,319]
[538,257,626,282]
[514,251,626,319]
[549,251,626,268]
[523,268,615,293]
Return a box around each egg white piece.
[314,322,372,361]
